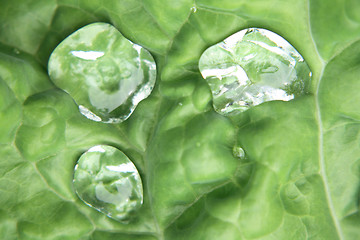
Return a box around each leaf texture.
[0,0,359,239]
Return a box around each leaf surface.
[0,0,359,239]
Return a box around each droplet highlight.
[199,28,311,115]
[73,145,143,222]
[48,22,156,123]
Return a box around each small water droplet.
[13,48,20,54]
[233,146,245,159]
[191,5,198,13]
[73,145,143,222]
[199,28,312,115]
[48,22,157,123]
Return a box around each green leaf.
[0,0,359,239]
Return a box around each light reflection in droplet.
[71,50,105,60]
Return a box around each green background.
[0,0,359,239]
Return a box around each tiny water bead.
[48,22,156,123]
[233,145,246,160]
[199,28,312,115]
[73,145,143,222]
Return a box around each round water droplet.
[191,5,198,13]
[73,145,143,222]
[48,22,156,123]
[199,28,312,115]
[233,145,245,159]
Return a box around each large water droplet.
[73,145,143,222]
[199,28,311,115]
[48,22,156,123]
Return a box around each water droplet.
[191,5,198,13]
[48,22,157,123]
[73,145,143,222]
[233,145,245,159]
[199,28,312,115]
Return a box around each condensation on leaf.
[73,145,143,222]
[233,145,246,160]
[48,22,156,123]
[199,28,312,115]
